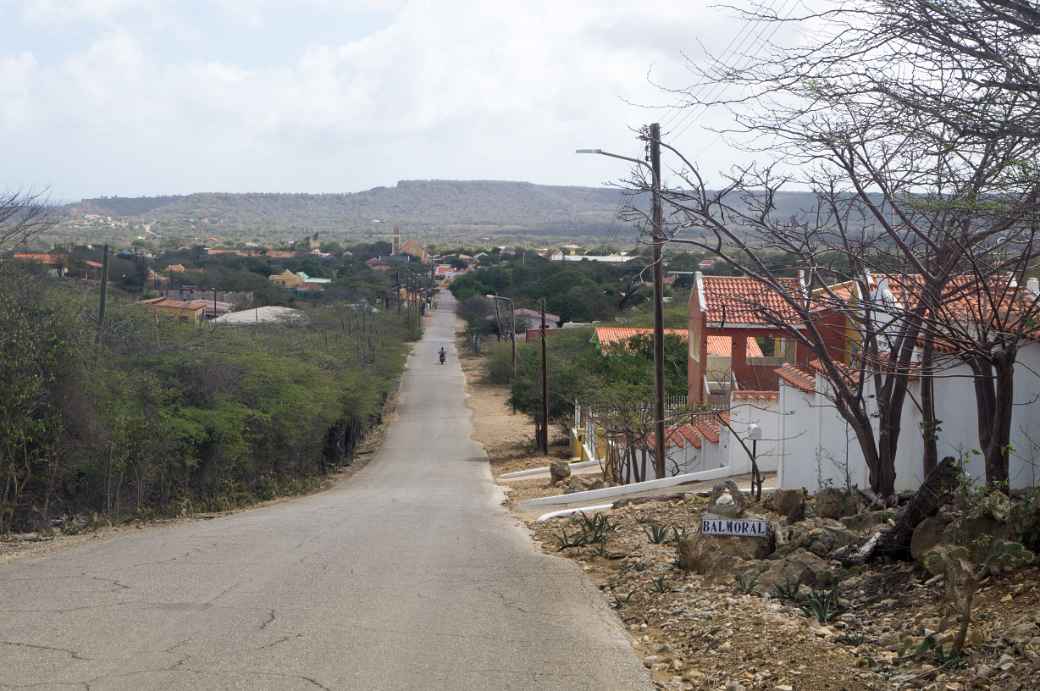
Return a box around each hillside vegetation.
[56,180,830,246]
[0,263,414,533]
[62,180,635,245]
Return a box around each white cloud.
[1,0,776,197]
[21,0,156,23]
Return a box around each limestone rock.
[708,480,747,518]
[803,525,859,558]
[910,515,948,563]
[774,517,856,557]
[676,531,773,576]
[770,489,806,523]
[942,516,1012,560]
[756,548,836,594]
[840,510,894,533]
[814,488,861,519]
[549,460,571,484]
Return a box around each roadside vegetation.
[450,251,651,323]
[0,261,415,534]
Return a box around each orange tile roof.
[139,297,206,311]
[594,327,687,349]
[731,390,779,402]
[14,252,64,265]
[649,412,730,449]
[707,334,765,358]
[701,276,802,325]
[775,363,815,393]
[695,415,722,444]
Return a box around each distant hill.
[57,180,829,246]
[61,181,636,243]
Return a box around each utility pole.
[509,299,517,378]
[649,122,666,480]
[539,298,549,454]
[576,122,667,479]
[95,244,109,346]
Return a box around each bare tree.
[615,0,1040,494]
[0,189,51,251]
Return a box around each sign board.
[700,513,770,538]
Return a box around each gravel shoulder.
[459,325,1040,691]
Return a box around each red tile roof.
[139,297,206,311]
[707,334,765,358]
[594,327,687,349]
[775,363,815,393]
[731,390,779,402]
[14,252,64,265]
[649,413,729,449]
[700,276,802,325]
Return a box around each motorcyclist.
[439,347,447,364]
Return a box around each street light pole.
[577,122,667,479]
[648,123,666,481]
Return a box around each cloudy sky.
[1,0,769,200]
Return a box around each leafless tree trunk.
[0,189,51,251]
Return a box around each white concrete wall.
[727,398,782,474]
[777,382,819,490]
[813,383,870,491]
[772,342,1040,493]
[1010,344,1040,488]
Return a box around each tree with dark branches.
[0,189,51,251]
[617,1,1040,495]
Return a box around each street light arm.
[575,148,650,171]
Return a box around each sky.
[1,0,775,200]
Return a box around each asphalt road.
[0,293,650,690]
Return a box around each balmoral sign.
[700,513,771,538]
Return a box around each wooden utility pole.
[539,299,549,454]
[649,122,667,480]
[95,244,109,345]
[509,299,517,378]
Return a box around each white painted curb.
[535,503,615,522]
[518,465,735,509]
[499,460,600,480]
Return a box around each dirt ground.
[458,321,1040,691]
[458,327,570,479]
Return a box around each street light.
[577,123,666,479]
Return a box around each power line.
[669,0,796,142]
[659,1,773,131]
[677,0,800,154]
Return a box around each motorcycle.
[439,350,446,365]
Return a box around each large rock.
[814,488,861,519]
[708,480,747,518]
[910,515,949,562]
[549,460,571,484]
[774,517,857,557]
[942,516,1011,560]
[803,525,859,557]
[841,510,894,533]
[756,548,836,594]
[770,489,807,523]
[677,531,773,576]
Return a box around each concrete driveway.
[0,291,650,690]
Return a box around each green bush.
[0,264,411,533]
